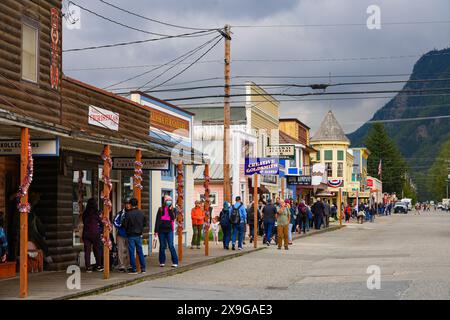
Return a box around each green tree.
[364,123,408,195]
[427,140,450,201]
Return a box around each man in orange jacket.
[191,201,205,249]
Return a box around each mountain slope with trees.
[349,48,450,200]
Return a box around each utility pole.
[222,24,232,203]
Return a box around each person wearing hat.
[113,198,131,272]
[154,195,178,268]
[191,200,205,249]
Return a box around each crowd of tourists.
[74,195,393,275]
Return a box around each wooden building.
[0,0,203,297]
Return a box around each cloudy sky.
[62,0,450,134]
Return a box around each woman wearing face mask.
[154,195,179,268]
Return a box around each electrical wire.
[98,0,219,31]
[142,37,223,91]
[103,35,222,89]
[63,30,218,53]
[231,20,450,28]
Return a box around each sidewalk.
[0,225,343,300]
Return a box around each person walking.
[288,200,296,245]
[230,196,247,250]
[311,198,325,230]
[344,204,351,223]
[154,195,178,268]
[331,203,337,220]
[82,198,104,273]
[297,200,308,234]
[122,198,146,274]
[211,216,220,245]
[262,198,277,246]
[276,200,290,250]
[369,205,376,223]
[190,201,205,249]
[246,200,261,244]
[323,200,331,228]
[219,201,232,249]
[113,200,130,272]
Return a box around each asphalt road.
[81,210,450,300]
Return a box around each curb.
[59,246,267,300]
[61,225,344,300]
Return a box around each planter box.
[0,262,17,279]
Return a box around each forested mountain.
[348,48,450,200]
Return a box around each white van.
[401,198,413,211]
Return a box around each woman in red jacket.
[191,201,205,249]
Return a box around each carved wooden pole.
[101,145,112,279]
[176,161,184,262]
[204,164,211,256]
[133,150,143,272]
[19,128,32,298]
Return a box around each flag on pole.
[378,159,382,180]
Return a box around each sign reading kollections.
[266,145,295,159]
[245,158,279,175]
[88,105,119,131]
[112,158,170,171]
[0,139,59,156]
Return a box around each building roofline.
[131,90,195,116]
[62,76,151,112]
[279,118,311,130]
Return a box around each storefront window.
[72,170,93,246]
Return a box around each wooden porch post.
[204,164,210,256]
[253,174,258,248]
[133,150,143,272]
[101,145,112,279]
[19,128,30,298]
[176,161,184,262]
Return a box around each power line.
[63,29,217,52]
[103,35,221,90]
[69,1,171,37]
[64,60,223,72]
[98,0,218,31]
[230,52,450,63]
[142,37,223,91]
[175,93,450,106]
[231,20,450,28]
[163,87,450,102]
[131,78,450,94]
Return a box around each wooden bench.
[0,261,16,279]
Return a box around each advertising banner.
[245,158,279,175]
[266,145,295,159]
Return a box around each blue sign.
[245,158,279,175]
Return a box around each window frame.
[325,162,333,177]
[324,150,333,161]
[337,150,344,161]
[21,17,40,85]
[337,162,344,177]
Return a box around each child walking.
[211,216,220,245]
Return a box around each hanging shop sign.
[286,175,312,185]
[112,158,170,171]
[366,178,374,187]
[327,179,344,188]
[0,139,59,156]
[150,108,190,138]
[88,105,120,131]
[245,158,279,175]
[50,7,60,90]
[266,145,295,159]
[311,163,327,186]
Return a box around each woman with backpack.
[219,201,232,250]
[154,195,178,268]
[297,200,308,234]
[82,198,104,272]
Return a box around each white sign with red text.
[88,105,119,131]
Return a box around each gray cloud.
[62,0,450,135]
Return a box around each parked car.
[394,202,408,214]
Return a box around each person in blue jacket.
[231,196,247,251]
[113,199,130,272]
[219,202,232,250]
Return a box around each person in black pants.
[82,198,103,273]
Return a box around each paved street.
[80,211,450,300]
